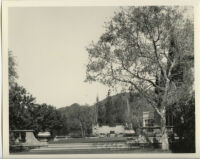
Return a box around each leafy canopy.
[86,6,193,111]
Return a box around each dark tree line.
[57,103,94,137]
[95,91,153,130]
[9,83,64,137]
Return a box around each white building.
[92,124,125,136]
[92,124,135,136]
[143,111,154,127]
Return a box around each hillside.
[57,92,154,136]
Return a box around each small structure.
[93,124,125,136]
[142,111,174,133]
[143,112,154,127]
[141,111,175,145]
[38,132,51,143]
[10,130,47,147]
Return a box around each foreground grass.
[13,147,171,154]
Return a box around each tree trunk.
[160,113,169,150]
[80,122,84,138]
[160,78,170,151]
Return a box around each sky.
[8,7,118,108]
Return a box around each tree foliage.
[9,83,36,130]
[9,82,63,135]
[93,91,152,131]
[86,6,193,108]
[86,6,194,150]
[58,103,94,137]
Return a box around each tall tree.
[97,102,106,125]
[86,7,194,150]
[105,90,115,126]
[8,51,36,130]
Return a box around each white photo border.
[2,0,200,158]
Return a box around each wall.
[92,124,125,135]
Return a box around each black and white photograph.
[2,0,200,158]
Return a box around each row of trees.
[58,103,94,137]
[58,92,153,137]
[9,53,94,138]
[9,51,104,138]
[96,91,153,130]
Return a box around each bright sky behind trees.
[8,7,118,108]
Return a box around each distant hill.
[58,92,154,130]
[93,92,154,127]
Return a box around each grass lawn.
[11,137,173,154]
[12,147,171,154]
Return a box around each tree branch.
[110,63,162,116]
[152,40,168,80]
[167,59,176,77]
[120,58,165,91]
